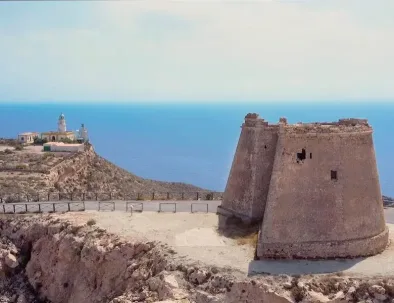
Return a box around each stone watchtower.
[218,114,388,259]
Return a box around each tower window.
[264,145,267,149]
[310,153,312,159]
[297,148,306,161]
[331,170,337,180]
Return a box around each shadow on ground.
[248,257,365,276]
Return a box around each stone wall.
[219,114,278,226]
[220,114,388,259]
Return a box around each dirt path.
[61,211,254,274]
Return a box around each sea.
[0,102,393,196]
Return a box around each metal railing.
[126,202,143,212]
[1,201,85,214]
[0,191,223,203]
[191,203,209,213]
[158,203,177,213]
[98,201,115,211]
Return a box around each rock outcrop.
[0,144,211,202]
[0,214,394,303]
[0,236,43,303]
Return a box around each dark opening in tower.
[297,148,306,162]
[331,170,337,180]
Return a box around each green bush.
[14,145,24,151]
[33,137,48,145]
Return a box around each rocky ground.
[0,236,45,303]
[0,143,214,202]
[1,214,394,303]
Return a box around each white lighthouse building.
[57,113,67,132]
[41,113,75,142]
[77,123,89,142]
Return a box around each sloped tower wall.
[218,114,278,227]
[257,119,388,259]
[220,114,388,259]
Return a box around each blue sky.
[0,0,393,103]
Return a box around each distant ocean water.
[0,102,393,196]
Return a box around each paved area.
[384,207,394,224]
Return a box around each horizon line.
[1,99,394,105]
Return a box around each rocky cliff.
[1,214,394,303]
[0,144,210,202]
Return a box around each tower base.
[257,227,389,260]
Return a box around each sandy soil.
[0,145,43,153]
[58,211,394,279]
[60,211,255,274]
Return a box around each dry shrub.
[290,285,306,302]
[235,232,258,247]
[87,219,96,226]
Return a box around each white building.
[41,113,76,142]
[77,123,89,142]
[43,142,84,153]
[17,113,89,144]
[17,132,39,144]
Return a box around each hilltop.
[0,141,210,202]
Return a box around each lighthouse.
[57,113,67,132]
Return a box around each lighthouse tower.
[78,123,89,142]
[57,113,67,132]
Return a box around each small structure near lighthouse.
[218,113,388,259]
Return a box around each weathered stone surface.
[220,115,388,259]
[1,215,394,303]
[4,254,18,269]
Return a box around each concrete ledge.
[257,226,389,259]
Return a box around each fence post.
[67,203,70,212]
[95,193,98,201]
[70,193,73,201]
[181,192,184,200]
[37,193,40,202]
[82,192,85,201]
[2,204,5,213]
[175,203,177,213]
[13,205,15,213]
[167,192,170,200]
[152,192,155,200]
[26,194,30,202]
[47,192,50,201]
[38,204,41,213]
[53,203,55,212]
[25,204,27,212]
[109,192,112,200]
[196,192,199,200]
